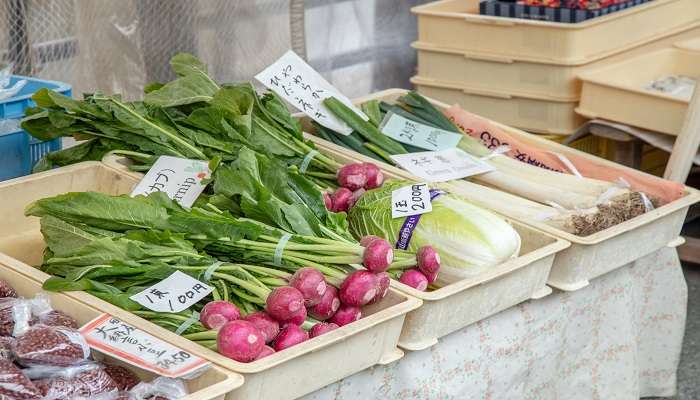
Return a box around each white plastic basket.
[0,162,422,400]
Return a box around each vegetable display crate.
[411,76,585,135]
[0,76,71,181]
[413,24,700,100]
[577,48,700,136]
[0,162,422,400]
[675,36,700,52]
[307,139,569,350]
[412,0,700,65]
[0,252,242,400]
[307,89,700,291]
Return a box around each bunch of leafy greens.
[22,53,340,186]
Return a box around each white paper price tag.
[130,271,213,313]
[131,156,210,208]
[255,50,367,135]
[390,148,495,183]
[81,314,210,378]
[380,112,462,151]
[391,183,432,219]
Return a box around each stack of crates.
[0,76,71,181]
[410,0,700,138]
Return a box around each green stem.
[211,272,271,299]
[183,330,218,341]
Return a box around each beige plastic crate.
[306,89,700,291]
[0,162,422,400]
[411,76,585,135]
[577,48,700,136]
[412,0,700,65]
[675,36,700,51]
[104,154,568,350]
[0,253,242,400]
[414,25,700,100]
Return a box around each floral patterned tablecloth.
[303,246,686,400]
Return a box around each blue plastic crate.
[0,75,71,181]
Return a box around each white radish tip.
[417,281,428,291]
[288,300,302,312]
[386,248,393,264]
[331,298,340,312]
[316,281,327,296]
[363,288,377,304]
[247,334,259,344]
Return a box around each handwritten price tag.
[81,314,210,378]
[380,112,462,151]
[390,148,494,183]
[255,50,367,135]
[391,183,432,219]
[130,271,213,313]
[131,156,211,208]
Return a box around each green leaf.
[42,276,93,292]
[144,74,218,108]
[40,216,96,257]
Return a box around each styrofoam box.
[413,25,700,100]
[577,48,700,136]
[307,89,700,291]
[412,0,700,65]
[0,162,422,400]
[411,76,585,135]
[0,253,242,400]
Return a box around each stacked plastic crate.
[0,76,71,181]
[410,0,700,138]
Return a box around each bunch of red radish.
[324,162,384,213]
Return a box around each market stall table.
[303,245,685,399]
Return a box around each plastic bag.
[0,359,42,400]
[129,377,188,400]
[13,324,91,367]
[102,364,141,391]
[30,363,118,400]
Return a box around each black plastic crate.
[479,0,653,23]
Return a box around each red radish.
[255,345,275,360]
[217,320,264,362]
[308,286,340,321]
[331,188,353,212]
[200,301,241,330]
[309,322,339,338]
[362,163,384,189]
[359,235,381,247]
[243,312,280,343]
[322,191,333,210]
[340,271,379,307]
[424,269,439,284]
[272,325,309,351]
[266,286,304,321]
[399,269,429,291]
[289,268,327,307]
[417,246,441,275]
[348,188,366,209]
[281,306,307,327]
[328,305,361,327]
[363,238,393,273]
[336,163,368,191]
[370,272,391,304]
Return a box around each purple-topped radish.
[281,305,307,327]
[337,163,368,191]
[362,163,384,189]
[308,285,340,321]
[255,345,275,360]
[217,320,264,362]
[340,270,379,307]
[328,305,361,327]
[331,188,353,213]
[266,286,304,321]
[417,246,441,275]
[348,188,366,209]
[362,238,393,273]
[243,312,280,343]
[424,269,439,284]
[200,301,241,330]
[322,192,333,211]
[272,325,309,351]
[289,268,327,307]
[399,269,429,291]
[359,235,381,247]
[370,272,391,304]
[309,322,339,338]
